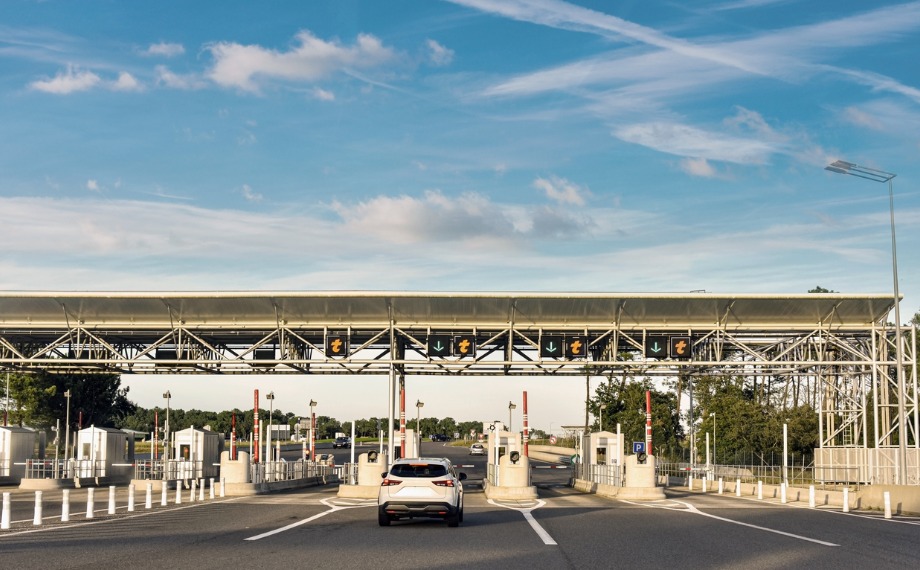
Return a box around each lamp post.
[64,389,71,464]
[415,400,424,456]
[599,403,607,431]
[710,412,717,467]
[508,401,517,432]
[162,391,171,461]
[825,159,906,485]
[309,399,317,461]
[266,391,275,463]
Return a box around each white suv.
[378,457,466,527]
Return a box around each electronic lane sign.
[670,336,692,359]
[326,335,348,357]
[645,336,668,359]
[428,335,451,357]
[453,335,476,358]
[565,336,587,358]
[540,336,564,358]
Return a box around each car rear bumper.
[379,500,459,519]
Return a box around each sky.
[2,0,919,433]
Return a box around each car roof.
[392,457,452,465]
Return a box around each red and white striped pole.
[310,412,316,461]
[230,413,237,460]
[399,380,406,460]
[645,389,653,457]
[523,391,529,457]
[253,389,260,464]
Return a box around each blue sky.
[2,1,919,430]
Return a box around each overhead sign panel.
[565,336,587,358]
[540,336,564,358]
[645,336,668,359]
[453,335,476,357]
[428,335,451,357]
[670,336,692,359]
[326,335,348,357]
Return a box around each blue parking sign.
[633,441,645,454]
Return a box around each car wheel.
[459,502,464,523]
[378,511,391,526]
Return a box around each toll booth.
[75,426,133,481]
[173,426,222,480]
[486,428,519,467]
[390,428,418,459]
[589,431,623,466]
[0,426,36,483]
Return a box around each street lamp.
[266,391,275,463]
[415,399,424,456]
[162,391,171,461]
[599,403,607,431]
[508,401,517,432]
[309,399,317,461]
[826,159,906,485]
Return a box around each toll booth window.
[596,448,607,465]
[498,446,506,458]
[180,445,190,459]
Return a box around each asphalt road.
[3,442,919,569]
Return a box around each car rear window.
[390,463,449,478]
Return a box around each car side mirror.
[459,473,467,481]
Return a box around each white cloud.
[613,122,778,165]
[679,158,719,178]
[241,184,263,202]
[86,179,100,192]
[112,71,142,91]
[155,65,207,90]
[311,87,335,101]
[30,66,100,94]
[426,39,454,66]
[532,175,589,206]
[206,30,396,92]
[143,42,185,58]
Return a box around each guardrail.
[250,460,336,484]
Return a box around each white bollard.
[108,486,116,515]
[689,475,694,491]
[86,487,95,519]
[757,480,763,500]
[1,492,10,529]
[702,477,708,493]
[735,479,741,497]
[128,484,135,512]
[198,479,204,502]
[175,483,182,505]
[781,483,787,504]
[843,487,849,513]
[33,491,43,526]
[62,489,71,522]
[718,477,724,495]
[809,485,815,508]
[190,479,197,502]
[161,482,168,506]
[884,491,892,519]
[220,477,226,498]
[146,483,153,509]
[209,478,215,499]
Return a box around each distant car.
[469,443,485,456]
[378,457,466,527]
[430,434,449,442]
[333,436,351,449]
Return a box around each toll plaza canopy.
[0,291,907,377]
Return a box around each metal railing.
[250,459,336,484]
[586,463,622,487]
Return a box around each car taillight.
[381,478,402,486]
[433,479,455,487]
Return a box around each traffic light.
[326,335,348,357]
[453,335,476,357]
[565,336,587,358]
[669,336,692,359]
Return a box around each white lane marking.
[488,498,557,545]
[621,499,838,547]
[244,497,372,541]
